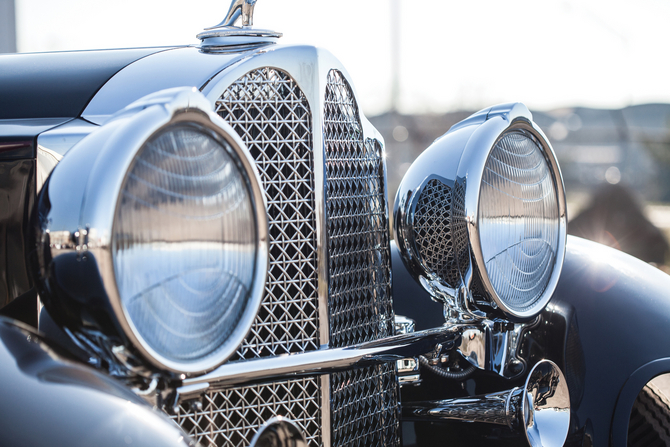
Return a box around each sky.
[14,0,670,115]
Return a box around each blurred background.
[2,0,670,268]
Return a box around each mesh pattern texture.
[216,67,320,360]
[323,69,394,349]
[331,364,400,447]
[413,178,470,287]
[171,377,321,447]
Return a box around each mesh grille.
[324,69,394,348]
[171,377,321,447]
[413,179,469,287]
[215,67,320,360]
[331,364,399,447]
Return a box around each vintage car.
[2,1,670,446]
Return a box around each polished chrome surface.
[219,0,258,27]
[36,145,62,193]
[172,378,320,447]
[36,119,98,193]
[181,326,456,389]
[112,125,258,368]
[192,46,396,447]
[197,0,282,43]
[394,315,416,335]
[403,359,570,447]
[522,360,570,447]
[457,320,530,378]
[394,102,567,322]
[324,69,394,349]
[405,388,522,426]
[35,87,269,374]
[250,417,308,447]
[331,364,399,447]
[215,67,319,361]
[397,356,421,387]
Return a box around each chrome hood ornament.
[220,0,258,27]
[197,0,282,45]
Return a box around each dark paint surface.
[0,316,193,447]
[0,159,34,308]
[393,236,670,446]
[0,117,72,159]
[0,48,172,120]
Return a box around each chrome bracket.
[457,319,532,379]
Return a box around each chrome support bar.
[181,327,459,390]
[402,360,570,447]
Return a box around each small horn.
[403,360,570,447]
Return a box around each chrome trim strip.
[313,54,330,350]
[182,326,458,388]
[320,374,331,447]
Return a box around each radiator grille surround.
[171,64,398,447]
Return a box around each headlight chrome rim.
[112,116,267,374]
[459,110,567,320]
[394,103,566,322]
[40,88,268,375]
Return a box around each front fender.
[0,316,194,447]
[536,236,670,446]
[392,236,670,446]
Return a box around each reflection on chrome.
[394,103,567,322]
[250,417,308,447]
[402,359,569,447]
[114,125,257,366]
[479,130,560,315]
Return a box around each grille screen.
[413,178,469,287]
[216,67,320,360]
[171,377,321,447]
[331,364,399,447]
[324,69,394,348]
[174,66,399,447]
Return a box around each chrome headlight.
[394,103,566,321]
[34,88,268,374]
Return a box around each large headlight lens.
[479,130,560,314]
[113,124,257,366]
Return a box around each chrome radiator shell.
[169,47,398,447]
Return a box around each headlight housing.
[33,87,268,374]
[394,103,566,321]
